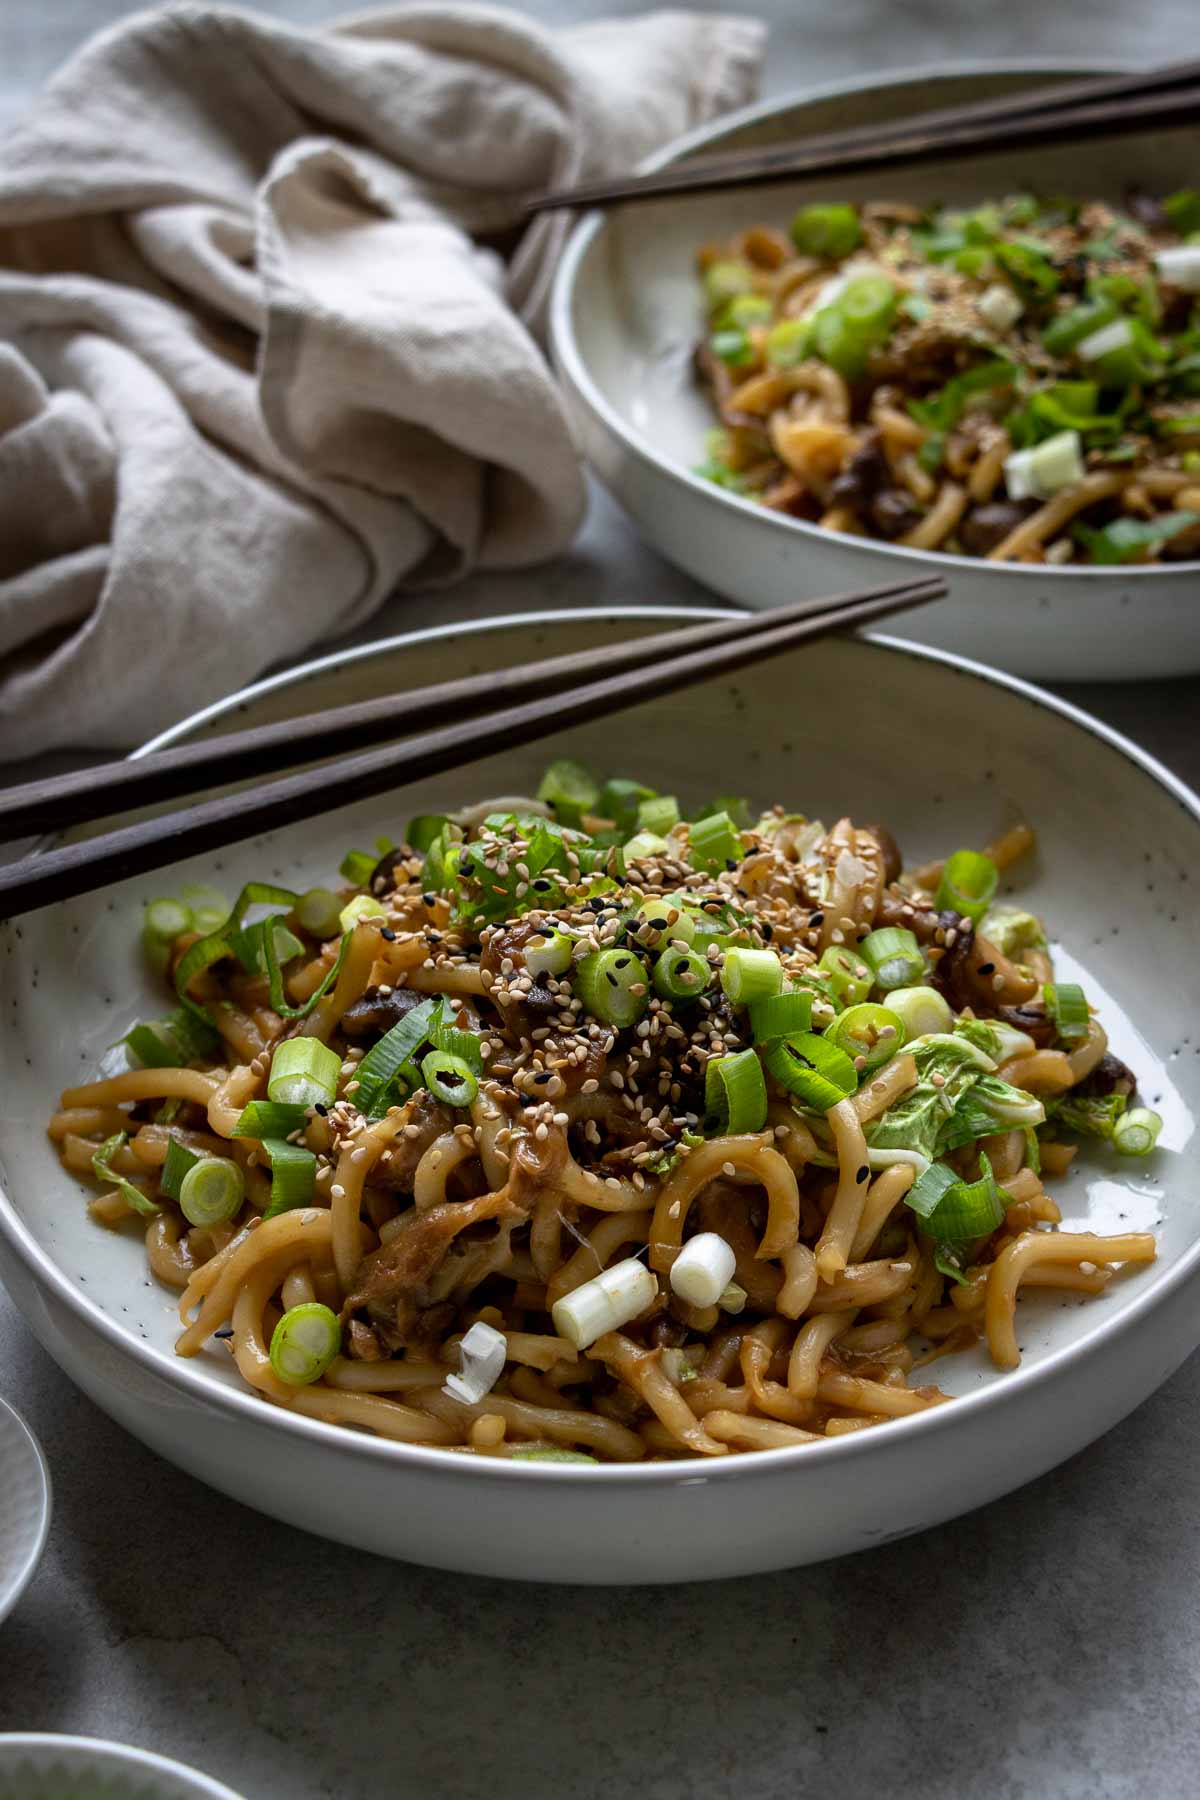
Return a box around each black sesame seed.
[856,1165,870,1184]
[380,927,397,942]
[214,1327,235,1340]
[809,912,824,927]
[977,961,995,976]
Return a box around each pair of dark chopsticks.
[528,58,1200,213]
[0,576,945,919]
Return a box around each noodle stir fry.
[51,770,1162,1462]
[696,189,1200,564]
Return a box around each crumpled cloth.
[0,2,763,757]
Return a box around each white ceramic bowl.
[0,612,1197,1584]
[550,62,1200,682]
[0,1396,50,1626]
[0,1736,245,1799]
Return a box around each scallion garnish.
[404,814,449,855]
[598,778,656,837]
[817,944,873,1007]
[142,897,193,973]
[260,1139,317,1218]
[574,950,649,1030]
[934,850,999,925]
[653,947,712,1002]
[268,1037,341,1109]
[269,1303,341,1385]
[229,915,305,977]
[295,888,344,938]
[1113,1107,1164,1157]
[339,895,388,933]
[858,926,924,992]
[747,990,813,1042]
[232,1099,309,1139]
[789,202,861,259]
[636,794,680,837]
[420,1050,479,1108]
[689,810,741,872]
[825,1003,905,1073]
[91,1132,158,1217]
[907,1153,1005,1244]
[537,759,599,828]
[160,1136,200,1201]
[339,849,377,887]
[1044,981,1090,1042]
[179,1156,245,1228]
[719,946,783,1006]
[124,1005,220,1069]
[351,997,439,1120]
[704,1048,768,1134]
[524,928,575,979]
[762,1031,857,1110]
[173,882,300,1016]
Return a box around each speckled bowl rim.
[0,1394,51,1628]
[549,55,1200,586]
[0,1735,245,1797]
[2,609,1199,1487]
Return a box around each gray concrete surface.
[3,6,1200,1797]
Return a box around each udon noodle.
[695,188,1200,566]
[51,771,1161,1461]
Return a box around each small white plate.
[0,1396,50,1627]
[0,1737,246,1799]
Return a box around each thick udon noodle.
[50,799,1156,1461]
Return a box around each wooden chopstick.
[0,576,945,919]
[0,580,934,842]
[528,60,1200,213]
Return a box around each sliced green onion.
[537,759,599,827]
[339,848,377,887]
[765,318,814,367]
[260,1139,317,1218]
[636,794,680,837]
[509,1446,599,1464]
[524,928,575,979]
[1113,1107,1163,1157]
[705,1048,768,1134]
[269,1302,341,1385]
[818,943,873,1007]
[232,1099,309,1139]
[703,259,755,308]
[229,916,304,976]
[762,1032,857,1110]
[720,947,783,1006]
[91,1132,158,1217]
[826,1003,905,1073]
[653,947,711,1002]
[689,811,741,872]
[173,882,299,1015]
[598,778,656,836]
[268,1037,340,1108]
[858,926,924,992]
[160,1137,200,1201]
[179,1156,245,1228]
[574,950,649,1030]
[339,894,388,933]
[142,897,192,972]
[790,202,861,259]
[622,830,668,862]
[710,328,754,368]
[634,895,696,948]
[420,1050,479,1108]
[886,985,953,1040]
[124,1006,220,1069]
[430,1009,483,1076]
[351,997,439,1120]
[295,887,343,938]
[1041,296,1119,357]
[748,990,813,1042]
[178,884,229,935]
[1044,981,1090,1042]
[718,1281,748,1315]
[405,814,449,855]
[934,850,999,925]
[263,924,351,1023]
[908,1153,1005,1243]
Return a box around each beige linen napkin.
[0,3,763,758]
